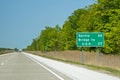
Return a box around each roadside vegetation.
[0,48,18,55]
[25,0,120,54]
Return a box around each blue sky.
[0,0,96,49]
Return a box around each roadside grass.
[0,52,8,55]
[26,51,120,77]
[0,52,5,55]
[0,51,14,55]
[84,64,120,77]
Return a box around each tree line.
[25,0,120,54]
[0,48,17,54]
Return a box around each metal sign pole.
[81,47,84,64]
[96,47,99,62]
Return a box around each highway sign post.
[76,32,104,64]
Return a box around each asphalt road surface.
[0,52,120,80]
[0,52,70,80]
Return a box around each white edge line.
[26,54,65,80]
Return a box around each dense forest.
[25,0,120,54]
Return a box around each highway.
[0,52,70,80]
[0,52,120,80]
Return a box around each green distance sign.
[76,32,104,47]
